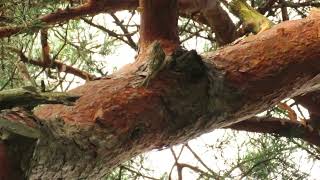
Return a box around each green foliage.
[239,135,309,179]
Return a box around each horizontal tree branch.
[0,0,236,46]
[0,87,80,110]
[9,47,95,80]
[0,0,138,38]
[275,1,320,8]
[225,116,320,147]
[28,14,320,178]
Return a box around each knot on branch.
[205,63,244,115]
[170,50,206,81]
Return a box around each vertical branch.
[139,0,179,54]
[40,29,50,66]
[16,61,37,87]
[280,0,289,21]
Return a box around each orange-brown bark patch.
[35,75,171,137]
[205,15,320,99]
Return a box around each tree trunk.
[138,0,179,54]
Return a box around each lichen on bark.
[229,0,274,34]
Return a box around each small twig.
[119,166,160,180]
[0,67,16,91]
[185,143,221,178]
[110,13,138,51]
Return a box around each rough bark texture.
[16,14,320,178]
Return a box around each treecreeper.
[139,41,166,87]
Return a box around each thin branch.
[185,143,221,178]
[0,67,16,91]
[81,17,134,49]
[52,24,69,62]
[0,1,139,38]
[40,28,51,66]
[9,47,95,80]
[239,158,275,179]
[110,13,138,50]
[119,166,160,180]
[178,163,213,178]
[225,116,320,147]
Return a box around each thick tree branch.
[0,0,139,38]
[179,0,237,45]
[0,0,237,46]
[225,116,320,147]
[138,0,179,53]
[28,14,320,178]
[228,0,274,34]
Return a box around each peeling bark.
[15,15,320,178]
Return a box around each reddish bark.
[40,29,51,66]
[139,0,180,54]
[226,117,320,146]
[27,14,320,178]
[206,15,320,98]
[0,0,138,38]
[0,0,236,46]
